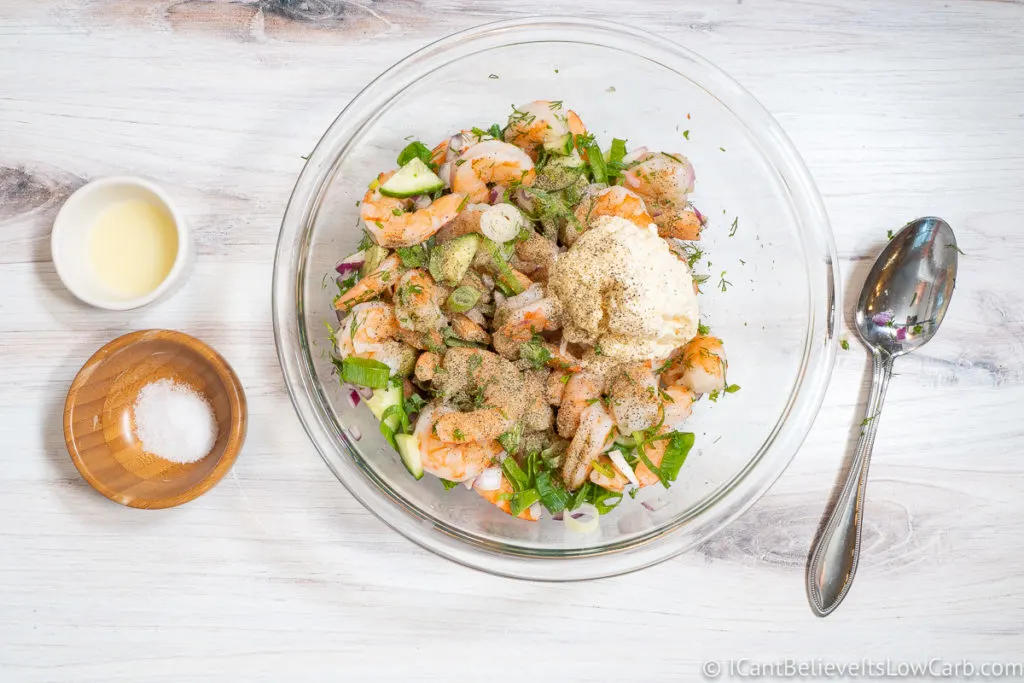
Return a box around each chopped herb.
[501,457,530,492]
[300,154,309,160]
[535,471,571,514]
[708,390,721,402]
[860,414,877,427]
[719,147,726,152]
[497,423,523,454]
[840,338,850,350]
[681,243,704,269]
[509,489,540,516]
[488,73,500,79]
[560,373,571,385]
[554,68,560,73]
[452,428,466,441]
[586,143,607,183]
[718,271,733,292]
[520,337,552,369]
[405,393,427,415]
[739,258,746,265]
[729,217,738,237]
[591,460,616,479]
[548,100,563,110]
[441,479,460,491]
[396,141,433,168]
[593,343,604,356]
[682,130,690,140]
[724,384,741,394]
[946,244,966,255]
[658,432,695,484]
[912,324,923,334]
[456,194,469,212]
[468,354,482,373]
[606,86,616,92]
[887,229,895,240]
[396,245,428,268]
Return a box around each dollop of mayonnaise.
[549,216,698,361]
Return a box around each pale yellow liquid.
[88,199,178,298]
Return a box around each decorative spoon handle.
[806,351,894,616]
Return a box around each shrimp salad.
[327,101,737,526]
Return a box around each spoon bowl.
[856,217,958,357]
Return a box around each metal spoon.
[806,216,958,617]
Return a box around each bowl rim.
[273,15,839,579]
[63,329,248,509]
[50,176,190,311]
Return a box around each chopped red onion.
[488,186,503,204]
[336,251,365,275]
[346,389,361,408]
[896,326,907,341]
[481,273,495,290]
[438,161,453,188]
[693,206,706,225]
[872,310,894,326]
[642,496,670,512]
[348,425,362,441]
[412,194,432,210]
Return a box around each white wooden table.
[3,1,1023,680]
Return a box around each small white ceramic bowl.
[51,176,189,310]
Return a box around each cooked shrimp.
[621,152,702,240]
[495,283,562,342]
[450,314,491,345]
[634,430,670,488]
[396,326,444,353]
[574,185,654,233]
[660,384,695,428]
[546,370,570,405]
[622,152,694,204]
[451,140,536,203]
[589,454,628,492]
[415,405,502,482]
[434,202,489,243]
[414,351,440,383]
[394,269,447,333]
[475,471,540,521]
[361,172,467,248]
[512,231,559,280]
[523,370,554,432]
[556,370,603,438]
[661,335,727,395]
[562,402,615,489]
[430,130,483,168]
[334,253,403,313]
[608,362,661,435]
[432,348,528,443]
[503,100,586,160]
[335,301,416,376]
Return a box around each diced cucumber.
[428,234,480,286]
[379,158,444,198]
[360,243,388,278]
[365,383,402,420]
[544,132,573,155]
[395,433,424,480]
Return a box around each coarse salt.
[133,378,217,464]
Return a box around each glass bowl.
[273,17,838,580]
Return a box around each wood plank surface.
[1,1,1023,680]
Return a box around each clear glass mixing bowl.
[273,17,838,580]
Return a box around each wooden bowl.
[63,329,247,509]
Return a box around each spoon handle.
[806,350,894,616]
